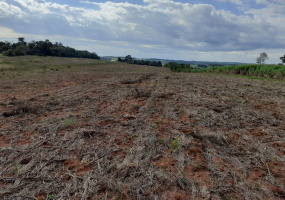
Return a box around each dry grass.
[0,55,105,80]
[1,56,285,200]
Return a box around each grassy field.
[0,55,110,79]
[192,64,285,79]
[1,56,285,199]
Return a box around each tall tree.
[17,37,27,46]
[280,55,285,64]
[125,55,133,64]
[17,37,25,43]
[256,52,268,64]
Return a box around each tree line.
[118,55,162,67]
[164,62,193,72]
[0,37,100,59]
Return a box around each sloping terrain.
[1,59,285,200]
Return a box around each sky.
[0,0,285,63]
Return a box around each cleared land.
[1,56,285,200]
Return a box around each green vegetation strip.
[192,64,285,79]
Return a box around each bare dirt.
[1,61,285,199]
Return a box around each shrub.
[4,49,15,57]
[14,45,28,56]
[62,118,76,127]
[164,62,193,72]
[169,137,179,152]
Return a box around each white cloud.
[218,0,243,5]
[255,0,269,4]
[0,2,24,18]
[13,0,50,14]
[13,0,69,15]
[0,26,22,39]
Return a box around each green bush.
[165,62,193,72]
[14,45,28,56]
[4,49,15,57]
[169,137,179,152]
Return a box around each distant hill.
[101,56,246,67]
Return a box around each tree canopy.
[164,62,193,72]
[118,55,162,67]
[0,38,100,60]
